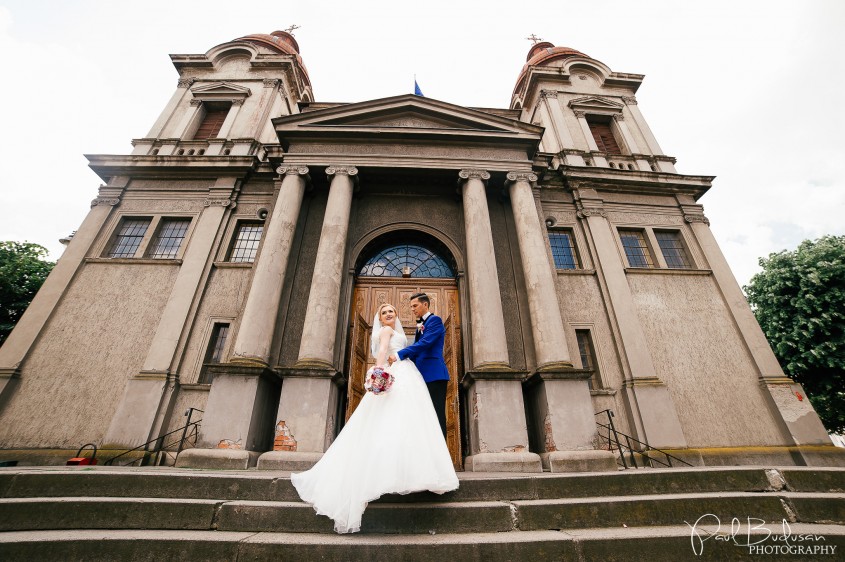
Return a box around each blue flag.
[414,79,424,97]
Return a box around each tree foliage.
[744,235,845,433]
[0,242,55,346]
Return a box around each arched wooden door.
[346,279,463,470]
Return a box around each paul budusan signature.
[686,514,835,556]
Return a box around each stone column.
[611,114,651,172]
[506,172,572,371]
[255,166,357,471]
[507,173,616,473]
[0,186,124,409]
[540,91,586,166]
[104,179,239,450]
[177,167,309,470]
[574,111,608,167]
[458,169,540,473]
[176,99,204,140]
[679,198,830,448]
[132,79,195,155]
[575,188,687,450]
[296,166,357,368]
[230,166,309,366]
[216,99,244,139]
[459,169,509,369]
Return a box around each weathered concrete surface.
[540,450,618,473]
[175,448,260,470]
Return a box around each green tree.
[744,235,845,433]
[0,242,56,346]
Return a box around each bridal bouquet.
[364,366,395,395]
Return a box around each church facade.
[0,31,839,471]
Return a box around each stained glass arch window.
[358,240,455,278]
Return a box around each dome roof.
[513,41,590,98]
[235,30,301,56]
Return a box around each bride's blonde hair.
[371,303,406,358]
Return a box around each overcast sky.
[1,0,843,287]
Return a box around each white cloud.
[0,0,842,287]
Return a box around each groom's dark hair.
[410,292,430,306]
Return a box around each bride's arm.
[375,326,393,368]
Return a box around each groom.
[388,293,449,438]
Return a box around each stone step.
[1,524,844,561]
[2,492,842,534]
[3,466,843,502]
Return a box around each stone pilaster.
[573,111,608,167]
[678,197,831,448]
[178,168,310,469]
[611,114,651,172]
[458,169,509,370]
[104,179,238,449]
[0,185,124,410]
[575,188,687,450]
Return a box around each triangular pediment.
[568,96,623,113]
[190,81,252,99]
[273,94,543,146]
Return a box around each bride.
[290,303,459,533]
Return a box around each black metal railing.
[104,408,203,467]
[595,409,692,469]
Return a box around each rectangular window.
[618,229,655,268]
[587,117,623,155]
[199,323,230,384]
[548,230,579,269]
[655,231,692,269]
[576,330,601,389]
[192,103,230,140]
[149,218,191,259]
[107,218,151,258]
[228,222,264,262]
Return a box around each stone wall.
[628,273,785,447]
[0,263,177,448]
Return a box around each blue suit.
[397,314,450,383]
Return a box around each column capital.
[574,199,607,218]
[684,213,710,226]
[90,197,121,208]
[177,78,195,88]
[621,96,638,105]
[204,198,235,208]
[612,113,625,122]
[505,171,538,185]
[263,78,282,88]
[325,165,358,177]
[539,89,559,99]
[275,165,310,177]
[572,110,586,118]
[189,98,203,107]
[458,169,490,182]
[231,99,245,107]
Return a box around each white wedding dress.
[290,328,459,533]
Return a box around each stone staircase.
[0,466,843,560]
